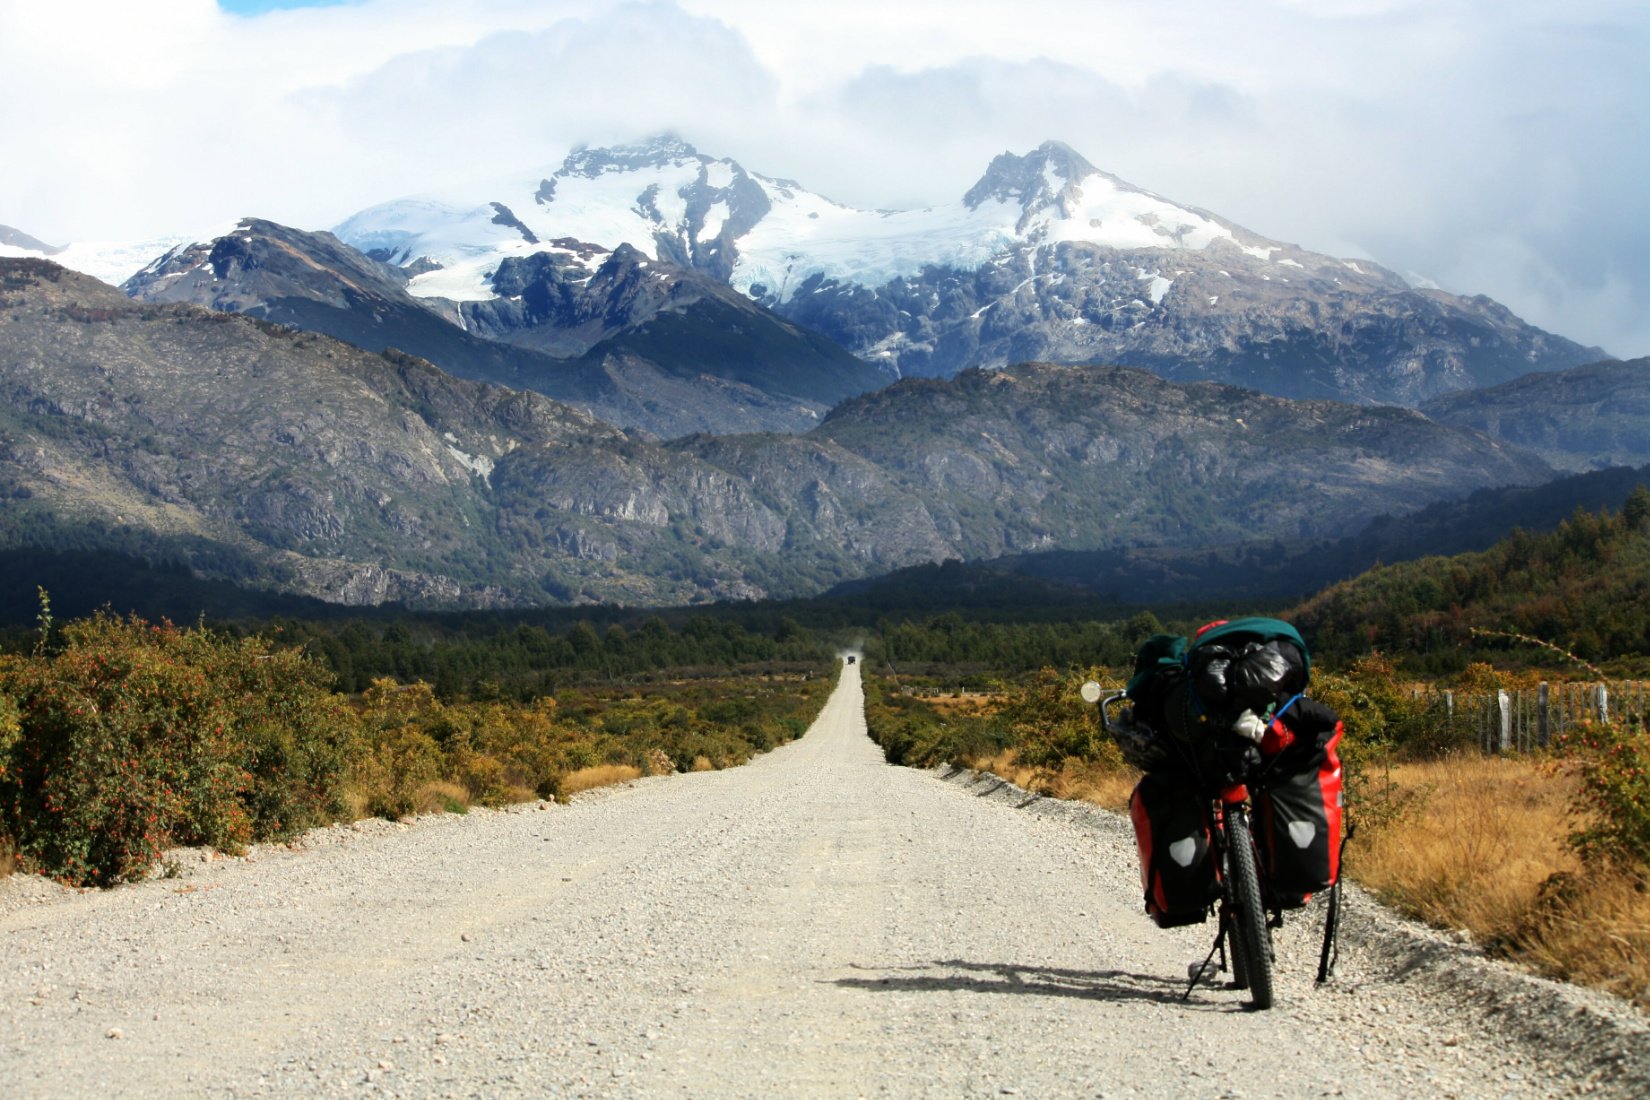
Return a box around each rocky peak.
[963,139,1102,218]
[558,134,703,179]
[124,219,413,312]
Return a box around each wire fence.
[1411,681,1650,753]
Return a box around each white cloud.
[0,0,1645,356]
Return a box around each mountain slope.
[336,137,1602,405]
[805,364,1554,557]
[0,258,1561,609]
[1421,358,1650,472]
[0,258,625,605]
[864,462,1650,608]
[0,225,62,255]
[123,220,886,438]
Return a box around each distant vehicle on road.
[846,655,856,664]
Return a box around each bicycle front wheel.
[1225,807,1275,1010]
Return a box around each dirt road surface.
[3,661,1646,1097]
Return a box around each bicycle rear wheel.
[1225,808,1274,1009]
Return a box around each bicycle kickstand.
[1183,922,1226,1001]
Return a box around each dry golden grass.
[1354,756,1581,942]
[0,839,16,878]
[970,750,1137,811]
[338,787,372,822]
[560,763,643,796]
[1514,869,1650,1007]
[410,781,472,815]
[1353,754,1650,1009]
[690,755,716,772]
[925,692,1006,718]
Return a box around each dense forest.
[1292,485,1650,673]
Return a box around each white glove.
[1232,709,1267,743]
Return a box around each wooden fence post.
[1497,690,1512,753]
[1531,682,1544,752]
[1597,683,1610,724]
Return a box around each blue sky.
[2,0,1646,358]
[219,1,349,13]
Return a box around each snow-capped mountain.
[1,257,1558,607]
[339,137,1275,305]
[336,137,1603,405]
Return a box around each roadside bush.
[201,638,358,838]
[0,614,358,885]
[863,675,1010,767]
[0,689,22,873]
[0,607,836,885]
[1002,668,1114,770]
[1563,717,1650,870]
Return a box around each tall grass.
[969,749,1136,810]
[1353,757,1578,941]
[1353,755,1650,1009]
[559,764,645,796]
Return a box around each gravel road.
[3,661,1647,1098]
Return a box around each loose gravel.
[3,662,1646,1098]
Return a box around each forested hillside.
[1292,486,1650,670]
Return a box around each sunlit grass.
[969,749,1136,811]
[1354,756,1579,939]
[559,764,644,796]
[1353,754,1650,1009]
[411,781,471,815]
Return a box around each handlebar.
[1079,680,1131,734]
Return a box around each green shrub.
[0,614,361,885]
[862,675,1009,767]
[0,606,836,885]
[202,639,358,838]
[1564,718,1650,870]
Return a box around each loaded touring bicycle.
[1081,618,1349,1010]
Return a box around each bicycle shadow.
[830,958,1241,1010]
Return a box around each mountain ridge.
[2,256,1562,609]
[1421,357,1650,472]
[123,219,887,439]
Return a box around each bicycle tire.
[1226,808,1275,1009]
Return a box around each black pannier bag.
[1188,632,1308,721]
[1254,700,1345,907]
[1128,772,1220,927]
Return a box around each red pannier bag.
[1128,772,1220,927]
[1255,698,1344,908]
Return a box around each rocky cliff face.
[1,258,1557,607]
[1,259,619,605]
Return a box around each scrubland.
[0,610,827,887]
